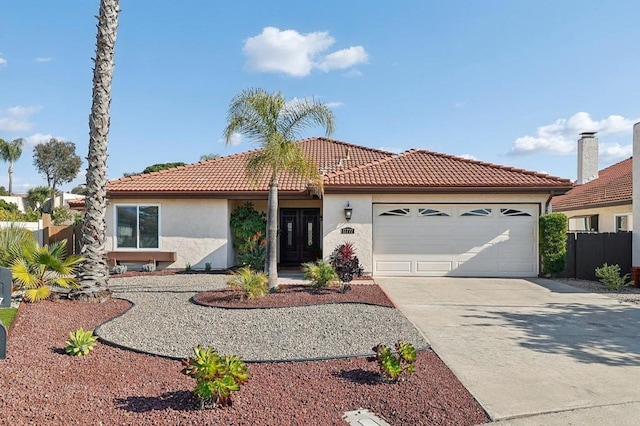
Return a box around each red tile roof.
[107,137,572,195]
[107,138,391,194]
[552,157,632,211]
[324,149,572,188]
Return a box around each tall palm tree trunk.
[267,175,279,290]
[74,0,119,300]
[7,161,13,196]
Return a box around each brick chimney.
[577,131,598,184]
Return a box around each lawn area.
[0,307,17,329]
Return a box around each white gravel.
[553,278,640,305]
[96,274,428,362]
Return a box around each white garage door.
[373,204,538,277]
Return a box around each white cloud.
[0,105,42,132]
[219,132,242,146]
[459,153,476,160]
[600,142,632,162]
[34,57,53,63]
[509,112,640,158]
[325,101,343,108]
[243,27,368,77]
[454,101,468,108]
[0,55,6,67]
[317,46,368,72]
[25,132,58,146]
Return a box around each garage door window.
[461,208,492,217]
[418,208,450,217]
[500,208,531,217]
[379,208,410,216]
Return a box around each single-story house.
[552,132,632,232]
[105,137,572,277]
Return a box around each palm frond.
[24,286,51,303]
[10,258,40,289]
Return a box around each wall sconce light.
[344,202,353,221]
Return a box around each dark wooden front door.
[280,208,320,265]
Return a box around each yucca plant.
[181,345,249,409]
[301,260,338,290]
[11,240,85,302]
[227,266,268,300]
[65,327,98,356]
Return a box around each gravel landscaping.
[1,274,490,425]
[553,278,640,304]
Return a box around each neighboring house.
[552,132,632,233]
[105,137,572,277]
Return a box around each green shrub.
[237,232,267,271]
[0,200,19,213]
[227,266,268,300]
[0,308,18,329]
[205,262,212,272]
[51,206,72,225]
[371,340,417,382]
[230,203,267,270]
[301,260,338,290]
[595,263,630,291]
[539,213,567,276]
[181,345,249,409]
[65,327,98,356]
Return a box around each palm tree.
[0,137,24,195]
[74,0,120,300]
[224,88,335,290]
[11,240,85,303]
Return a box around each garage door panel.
[373,203,538,277]
[375,261,412,273]
[416,261,453,273]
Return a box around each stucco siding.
[561,204,633,232]
[323,194,373,275]
[106,198,230,269]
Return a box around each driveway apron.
[376,277,640,422]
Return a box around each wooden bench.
[106,251,177,267]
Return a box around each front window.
[116,205,159,249]
[616,215,631,232]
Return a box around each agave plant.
[65,327,98,356]
[11,240,85,302]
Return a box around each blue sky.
[1,1,638,193]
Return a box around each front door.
[280,208,320,265]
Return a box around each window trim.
[113,203,161,250]
[614,213,631,233]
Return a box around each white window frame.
[614,213,631,232]
[114,204,161,250]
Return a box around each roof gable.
[107,137,392,194]
[552,157,632,211]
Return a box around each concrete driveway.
[376,277,640,424]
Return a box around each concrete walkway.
[376,277,640,424]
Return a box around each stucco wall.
[106,198,230,269]
[560,205,633,232]
[323,194,373,274]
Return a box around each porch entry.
[280,208,321,265]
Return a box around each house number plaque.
[341,227,355,235]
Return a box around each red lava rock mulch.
[193,284,395,308]
[1,299,490,425]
